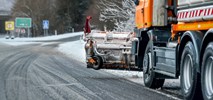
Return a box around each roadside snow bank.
[103,69,143,78]
[0,32,83,42]
[0,32,83,46]
[58,40,86,63]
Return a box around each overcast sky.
[0,0,14,11]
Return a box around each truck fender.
[137,31,149,69]
[137,30,164,69]
[200,29,213,68]
[178,31,203,74]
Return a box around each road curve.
[0,42,176,100]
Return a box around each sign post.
[43,20,49,36]
[5,21,15,37]
[15,18,32,37]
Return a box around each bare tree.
[12,0,59,36]
[98,0,135,32]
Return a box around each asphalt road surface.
[0,37,179,100]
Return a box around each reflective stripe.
[177,6,213,22]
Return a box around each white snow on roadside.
[2,32,83,42]
[0,32,83,46]
[58,40,86,63]
[1,42,41,46]
[103,69,143,78]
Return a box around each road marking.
[35,83,81,87]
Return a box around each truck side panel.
[178,0,211,6]
[152,0,167,26]
[135,0,153,29]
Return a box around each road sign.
[43,20,49,29]
[15,18,32,28]
[21,29,26,33]
[16,28,20,33]
[5,21,15,31]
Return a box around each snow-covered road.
[0,32,145,81]
[0,32,182,99]
[55,33,181,99]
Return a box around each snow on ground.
[0,32,83,46]
[0,31,144,84]
[58,40,86,63]
[0,31,180,98]
[57,38,143,77]
[57,33,181,99]
[0,31,179,85]
[57,37,144,84]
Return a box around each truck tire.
[92,56,103,70]
[201,42,213,100]
[180,41,202,100]
[143,42,165,89]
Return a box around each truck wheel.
[201,42,213,100]
[92,56,103,70]
[143,42,165,89]
[180,41,202,99]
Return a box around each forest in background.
[11,0,135,36]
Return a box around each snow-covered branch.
[98,0,135,32]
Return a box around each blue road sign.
[43,20,49,29]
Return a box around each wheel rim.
[143,53,149,73]
[204,56,213,98]
[144,52,152,82]
[183,54,193,92]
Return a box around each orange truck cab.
[132,0,213,99]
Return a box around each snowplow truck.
[132,0,213,99]
[85,31,136,70]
